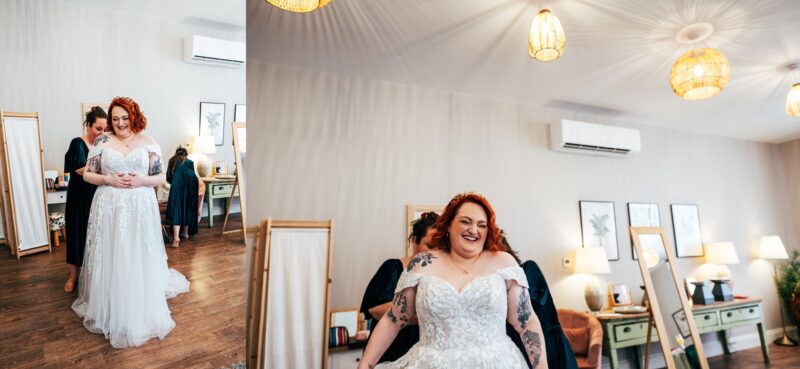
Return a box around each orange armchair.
[557,309,603,369]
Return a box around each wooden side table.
[596,298,769,369]
[202,178,238,228]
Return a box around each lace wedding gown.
[72,144,190,348]
[376,266,530,369]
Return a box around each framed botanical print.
[579,201,619,261]
[199,102,225,146]
[670,204,703,257]
[627,202,660,259]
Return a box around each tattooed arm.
[358,253,436,369]
[507,280,548,368]
[357,287,417,369]
[83,135,109,186]
[128,139,166,188]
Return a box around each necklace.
[118,133,135,148]
[450,251,482,275]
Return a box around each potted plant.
[776,250,800,330]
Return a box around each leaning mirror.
[630,227,709,369]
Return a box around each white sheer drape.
[4,116,48,250]
[264,228,329,369]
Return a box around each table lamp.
[191,135,216,178]
[705,241,739,301]
[760,235,797,346]
[574,247,611,312]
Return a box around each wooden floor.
[0,216,247,369]
[708,342,800,368]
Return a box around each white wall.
[247,61,796,363]
[0,0,244,215]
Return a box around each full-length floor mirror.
[630,226,709,369]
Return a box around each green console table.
[202,178,239,228]
[596,298,769,369]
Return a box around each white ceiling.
[60,0,245,33]
[248,0,800,143]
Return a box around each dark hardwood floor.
[0,215,247,369]
[708,342,800,368]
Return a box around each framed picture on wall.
[199,102,225,146]
[627,202,660,259]
[670,204,703,257]
[81,103,106,124]
[579,201,619,261]
[234,104,246,122]
[405,204,444,257]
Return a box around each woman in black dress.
[165,146,199,247]
[63,106,107,292]
[360,211,439,363]
[503,237,579,369]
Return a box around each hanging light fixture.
[528,9,566,62]
[669,47,731,100]
[788,83,800,117]
[266,0,330,13]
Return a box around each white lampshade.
[705,242,740,265]
[574,247,611,274]
[191,135,216,154]
[760,235,789,260]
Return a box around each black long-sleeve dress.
[507,260,579,369]
[64,137,97,266]
[166,159,199,235]
[360,259,420,363]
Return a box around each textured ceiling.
[248,0,800,143]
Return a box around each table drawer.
[613,322,650,342]
[720,305,760,325]
[694,311,718,329]
[212,184,234,196]
[47,191,67,204]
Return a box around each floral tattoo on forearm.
[522,330,542,367]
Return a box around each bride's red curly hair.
[107,97,147,133]
[430,193,506,253]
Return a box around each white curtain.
[4,116,48,251]
[264,228,329,369]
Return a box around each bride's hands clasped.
[106,172,131,188]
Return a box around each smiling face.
[110,106,132,137]
[87,118,107,143]
[447,201,488,257]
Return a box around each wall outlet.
[562,257,572,269]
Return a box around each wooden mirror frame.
[630,226,709,369]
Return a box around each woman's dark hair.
[166,146,190,183]
[84,106,107,128]
[408,211,439,245]
[500,231,522,264]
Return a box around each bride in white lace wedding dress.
[72,97,189,348]
[359,193,548,369]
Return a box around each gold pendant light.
[528,9,566,62]
[266,0,331,13]
[787,83,800,117]
[669,48,731,100]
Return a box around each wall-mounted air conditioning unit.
[550,119,641,157]
[183,35,245,68]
